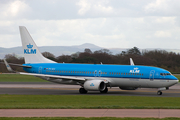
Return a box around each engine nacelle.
[84,80,106,91]
[119,87,138,90]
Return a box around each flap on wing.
[19,72,85,81]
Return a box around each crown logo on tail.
[27,44,33,49]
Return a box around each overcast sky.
[0,0,180,49]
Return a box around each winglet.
[3,59,15,73]
[130,58,135,66]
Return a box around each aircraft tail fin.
[19,26,56,63]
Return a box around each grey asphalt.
[0,82,180,118]
[0,82,180,97]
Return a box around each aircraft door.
[38,66,42,74]
[94,70,98,77]
[98,70,102,77]
[149,70,155,80]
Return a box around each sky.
[0,0,180,49]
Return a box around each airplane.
[3,26,179,95]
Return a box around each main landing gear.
[79,88,87,94]
[157,90,162,95]
[100,87,108,93]
[79,87,108,94]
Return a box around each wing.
[20,72,85,81]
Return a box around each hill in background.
[0,43,180,58]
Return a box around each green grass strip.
[0,74,46,82]
[174,75,180,81]
[0,117,180,120]
[0,95,180,109]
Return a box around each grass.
[0,74,180,82]
[0,117,179,120]
[0,74,46,82]
[174,75,180,81]
[0,95,180,109]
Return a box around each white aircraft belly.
[108,78,178,88]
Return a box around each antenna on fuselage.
[130,58,135,66]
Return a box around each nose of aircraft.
[172,75,179,84]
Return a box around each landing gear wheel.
[100,87,108,93]
[79,88,87,94]
[157,91,162,95]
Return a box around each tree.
[94,49,112,55]
[56,55,72,63]
[42,52,56,61]
[127,47,141,55]
[84,48,92,54]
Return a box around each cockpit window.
[160,73,171,76]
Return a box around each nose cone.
[171,75,179,84]
[172,75,178,80]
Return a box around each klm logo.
[130,67,140,73]
[24,44,36,54]
[90,83,94,86]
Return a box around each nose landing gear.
[157,87,169,95]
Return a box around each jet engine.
[84,80,106,91]
[119,87,138,90]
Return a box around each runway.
[0,82,180,118]
[0,82,180,97]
